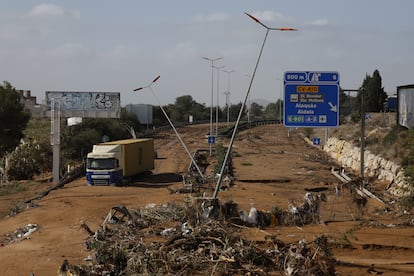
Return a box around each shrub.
[6,139,52,180]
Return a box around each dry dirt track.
[0,123,414,275]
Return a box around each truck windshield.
[87,158,117,170]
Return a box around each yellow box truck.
[86,138,154,185]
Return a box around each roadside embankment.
[323,136,413,197]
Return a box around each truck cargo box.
[101,138,154,177]
[86,138,155,185]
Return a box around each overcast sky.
[1,1,413,107]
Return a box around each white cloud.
[70,10,81,20]
[193,12,229,22]
[0,23,47,41]
[29,3,64,17]
[105,45,138,60]
[250,10,293,23]
[161,41,197,63]
[48,43,93,60]
[29,3,80,20]
[308,19,329,26]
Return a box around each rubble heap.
[63,199,336,275]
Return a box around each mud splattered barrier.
[60,200,337,275]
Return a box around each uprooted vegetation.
[64,198,336,275]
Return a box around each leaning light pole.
[133,76,205,179]
[244,74,252,123]
[213,12,297,198]
[202,56,223,156]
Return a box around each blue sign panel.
[208,135,216,145]
[284,71,339,127]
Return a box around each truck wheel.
[121,178,130,186]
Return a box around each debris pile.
[238,192,327,227]
[67,199,336,275]
[2,223,39,244]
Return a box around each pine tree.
[358,70,387,112]
[0,81,31,156]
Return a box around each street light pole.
[224,91,230,127]
[202,56,223,156]
[213,12,297,198]
[214,65,226,136]
[133,76,205,179]
[223,69,235,127]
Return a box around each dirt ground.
[0,123,414,275]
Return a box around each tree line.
[152,94,283,126]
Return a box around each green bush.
[350,112,360,123]
[6,139,52,180]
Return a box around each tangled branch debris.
[63,197,336,275]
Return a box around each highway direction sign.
[284,71,339,127]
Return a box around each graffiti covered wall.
[45,91,121,118]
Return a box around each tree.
[152,105,168,126]
[229,102,247,121]
[358,70,387,113]
[120,108,141,134]
[170,95,210,123]
[249,102,264,120]
[0,81,31,156]
[264,100,283,120]
[170,95,194,122]
[61,112,139,161]
[150,95,212,126]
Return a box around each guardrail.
[140,119,283,138]
[222,119,282,138]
